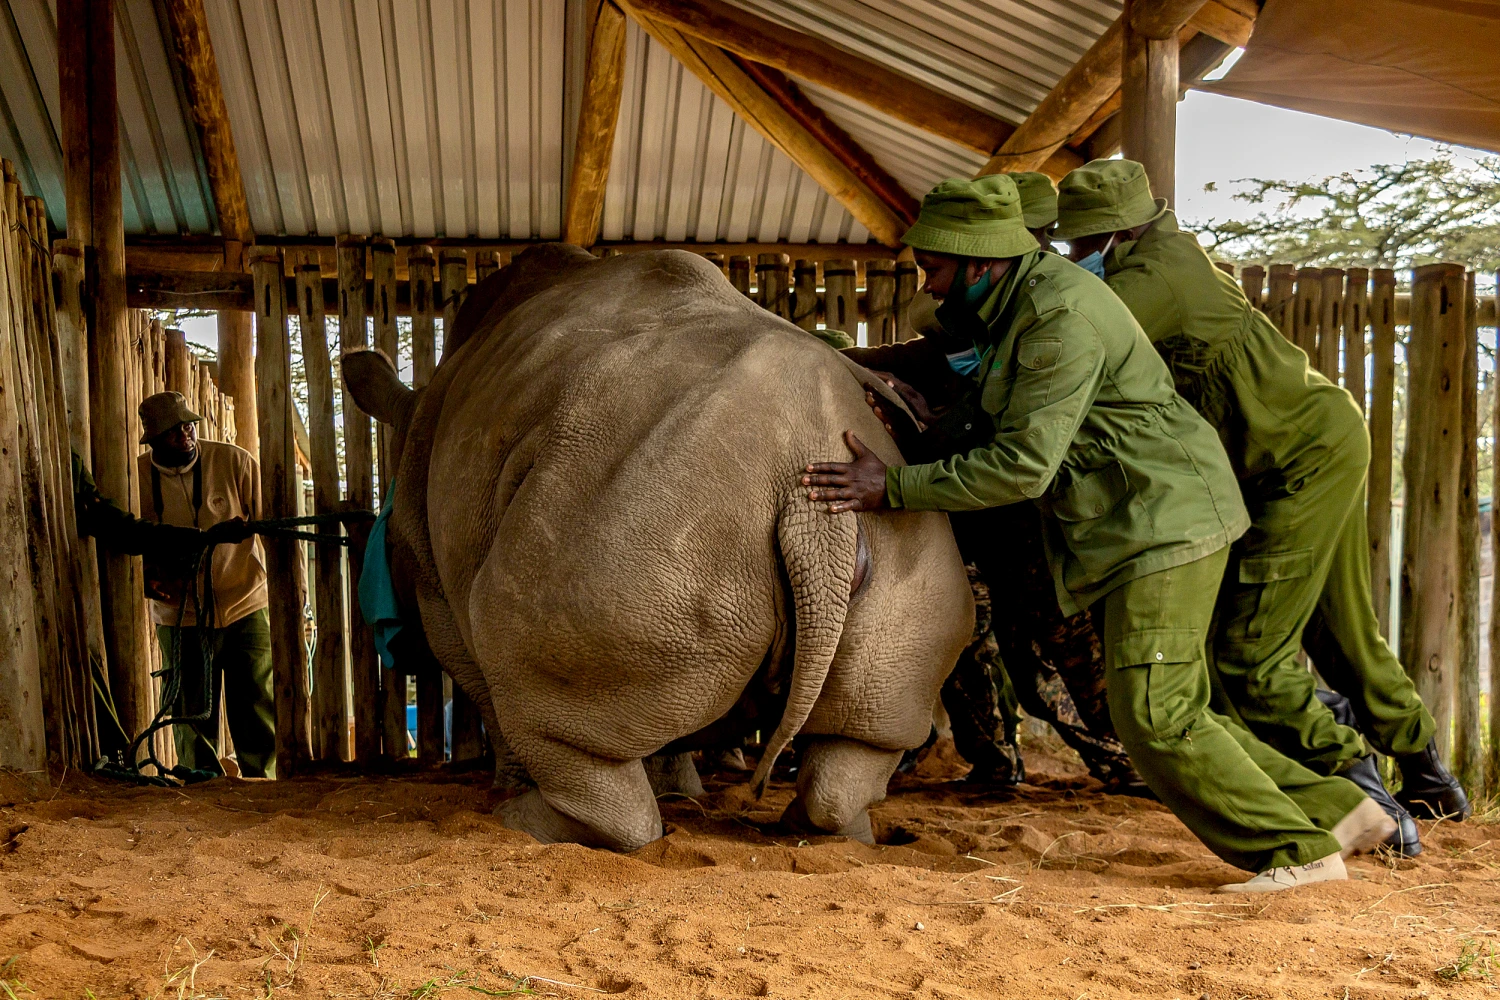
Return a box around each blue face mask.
[1076,251,1107,279]
[946,347,981,376]
[963,268,995,305]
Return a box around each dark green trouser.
[157,607,277,778]
[1213,424,1434,774]
[1103,549,1358,872]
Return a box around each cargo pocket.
[1236,549,1315,640]
[1114,628,1206,741]
[1051,462,1131,523]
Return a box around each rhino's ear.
[342,348,416,430]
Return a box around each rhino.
[342,245,972,851]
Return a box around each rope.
[93,508,376,787]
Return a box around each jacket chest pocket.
[1229,549,1315,642]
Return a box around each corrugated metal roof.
[0,0,215,235]
[723,0,1120,126]
[0,0,1122,242]
[600,20,865,245]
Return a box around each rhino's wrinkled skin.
[343,245,972,851]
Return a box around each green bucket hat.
[902,175,1040,259]
[1053,159,1168,241]
[1009,172,1058,230]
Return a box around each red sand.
[1,741,1496,999]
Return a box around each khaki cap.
[1009,171,1058,230]
[138,391,201,444]
[1053,159,1168,240]
[902,175,1040,259]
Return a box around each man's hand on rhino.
[803,431,888,513]
[869,371,937,427]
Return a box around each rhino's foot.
[495,789,662,851]
[780,736,902,845]
[779,794,874,844]
[644,752,706,798]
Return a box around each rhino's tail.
[748,495,860,798]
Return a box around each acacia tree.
[1192,152,1500,271]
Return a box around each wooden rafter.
[563,1,628,246]
[978,0,1254,176]
[618,2,907,247]
[161,0,251,247]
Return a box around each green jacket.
[884,250,1249,614]
[1105,212,1365,499]
[73,451,202,560]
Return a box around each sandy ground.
[2,741,1498,1000]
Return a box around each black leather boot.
[1339,754,1421,857]
[1395,739,1472,821]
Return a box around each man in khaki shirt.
[137,391,275,778]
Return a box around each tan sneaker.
[1331,797,1398,857]
[1214,853,1347,894]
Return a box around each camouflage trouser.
[943,504,1139,784]
[941,566,1025,781]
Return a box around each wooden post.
[1240,264,1265,312]
[250,246,309,775]
[823,259,858,339]
[895,258,919,341]
[439,249,469,362]
[409,246,437,388]
[337,235,380,765]
[1120,0,1179,206]
[1454,271,1482,793]
[60,0,151,748]
[218,253,257,455]
[416,668,444,766]
[728,255,751,297]
[1317,268,1344,382]
[865,259,896,347]
[792,260,818,331]
[296,257,348,763]
[1368,268,1397,637]
[163,327,190,395]
[1491,269,1500,796]
[371,237,398,503]
[1343,268,1369,413]
[475,250,503,283]
[1266,264,1296,339]
[702,252,726,275]
[757,253,791,320]
[1292,268,1322,363]
[1400,263,1466,759]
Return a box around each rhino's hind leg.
[644,752,706,798]
[494,737,663,851]
[779,737,902,845]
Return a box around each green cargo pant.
[1102,548,1361,873]
[157,607,277,778]
[1212,421,1434,773]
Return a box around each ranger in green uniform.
[806,174,1393,892]
[1054,159,1468,850]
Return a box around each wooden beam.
[979,0,1241,176]
[620,3,907,247]
[736,59,918,225]
[1122,0,1181,205]
[161,0,257,455]
[1187,0,1254,46]
[563,1,627,247]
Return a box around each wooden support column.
[474,251,503,283]
[1292,268,1322,361]
[1121,0,1181,205]
[60,0,151,748]
[1343,269,1369,412]
[296,257,348,762]
[792,260,818,331]
[1317,268,1345,381]
[1491,270,1500,795]
[824,259,858,337]
[337,236,380,765]
[1454,271,1482,793]
[1400,263,1466,758]
[1368,269,1397,636]
[728,255,751,297]
[1240,264,1265,311]
[1266,264,1296,339]
[409,247,437,388]
[163,327,190,395]
[563,0,628,247]
[250,246,309,774]
[865,259,896,347]
[371,237,398,502]
[439,250,469,362]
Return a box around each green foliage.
[1191,152,1500,272]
